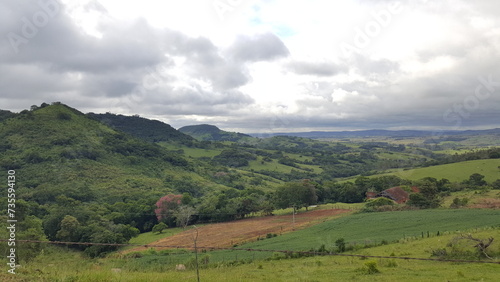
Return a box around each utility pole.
[192,226,200,282]
[292,205,296,230]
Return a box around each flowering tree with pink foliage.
[155,194,182,225]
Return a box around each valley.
[1,103,500,281]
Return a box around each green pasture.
[378,159,500,182]
[117,208,500,264]
[6,216,500,282]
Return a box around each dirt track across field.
[125,208,351,253]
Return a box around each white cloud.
[1,0,500,133]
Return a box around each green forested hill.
[0,103,249,259]
[179,124,255,142]
[87,112,196,145]
[0,109,16,122]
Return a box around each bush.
[450,197,469,208]
[152,222,167,234]
[363,260,380,274]
[365,197,395,208]
[335,238,346,253]
[384,259,398,268]
[362,197,398,212]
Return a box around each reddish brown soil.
[125,209,351,253]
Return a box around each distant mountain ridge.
[179,124,255,142]
[248,128,500,139]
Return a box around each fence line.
[2,239,499,265]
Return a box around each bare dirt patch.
[125,208,351,253]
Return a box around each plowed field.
[125,208,351,252]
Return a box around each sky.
[1,0,500,134]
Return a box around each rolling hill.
[179,124,255,142]
[87,112,196,145]
[253,128,500,139]
[0,103,254,259]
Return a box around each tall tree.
[155,194,183,226]
[273,180,317,211]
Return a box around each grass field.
[120,208,500,265]
[4,224,499,281]
[235,209,500,253]
[376,158,500,182]
[3,205,500,281]
[124,208,352,254]
[441,190,500,207]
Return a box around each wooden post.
[192,226,200,282]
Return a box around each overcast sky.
[1,0,500,133]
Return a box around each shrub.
[385,259,398,268]
[335,238,346,253]
[361,197,397,212]
[363,260,380,274]
[450,197,469,208]
[152,222,167,234]
[317,244,328,254]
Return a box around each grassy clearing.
[246,158,292,173]
[432,148,477,155]
[272,203,363,216]
[120,208,500,264]
[238,209,500,250]
[121,226,191,251]
[442,190,500,207]
[378,159,500,182]
[5,226,499,281]
[182,147,222,158]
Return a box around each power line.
[2,239,499,265]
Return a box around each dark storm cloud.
[228,32,290,62]
[1,0,500,133]
[0,0,254,115]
